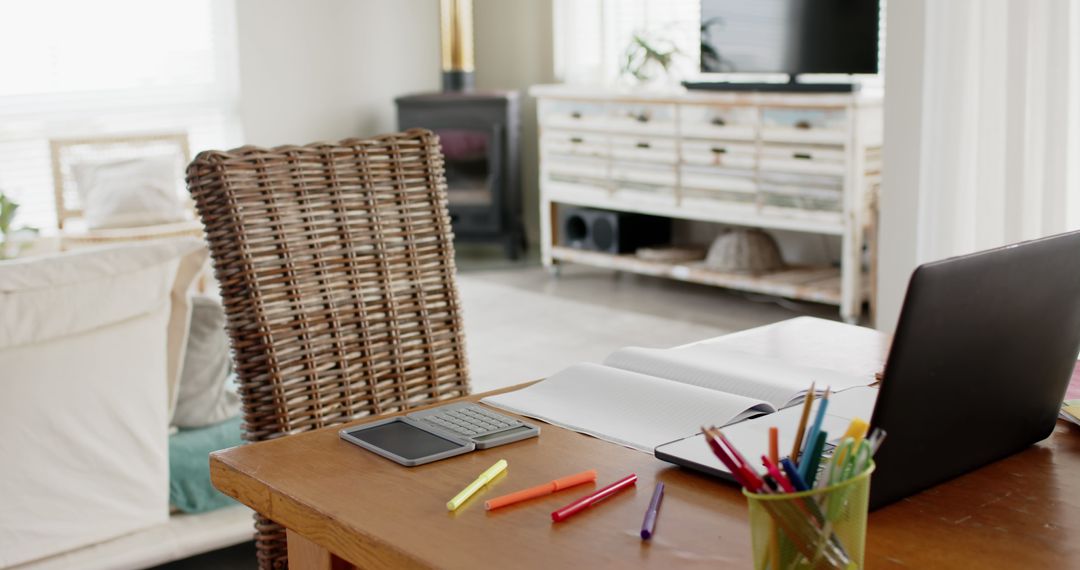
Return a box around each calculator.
[408,402,540,448]
[339,403,540,466]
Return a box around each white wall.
[877,0,925,333]
[235,0,439,146]
[473,0,555,245]
[235,0,554,245]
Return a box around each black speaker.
[557,207,671,254]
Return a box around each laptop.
[655,230,1080,510]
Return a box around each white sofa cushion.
[0,239,206,567]
[0,239,206,415]
[173,295,240,428]
[71,157,187,230]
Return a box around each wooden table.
[211,387,1080,569]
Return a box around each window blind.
[0,0,242,231]
[555,0,701,85]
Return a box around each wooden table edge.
[209,382,541,569]
[210,383,1080,569]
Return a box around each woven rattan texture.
[187,129,471,568]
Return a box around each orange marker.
[768,426,779,465]
[484,469,598,510]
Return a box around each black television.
[700,0,879,77]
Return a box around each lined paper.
[604,344,870,409]
[482,363,773,452]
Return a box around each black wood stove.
[395,0,524,259]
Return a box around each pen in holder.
[744,461,874,570]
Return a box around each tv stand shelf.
[551,246,846,305]
[531,84,882,323]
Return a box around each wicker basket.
[704,228,785,274]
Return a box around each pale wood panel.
[212,385,1080,569]
[286,530,355,570]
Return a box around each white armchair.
[0,240,205,567]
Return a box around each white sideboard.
[531,84,883,323]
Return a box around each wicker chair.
[186,129,472,569]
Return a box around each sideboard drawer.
[760,144,846,176]
[680,164,757,194]
[606,102,678,135]
[539,99,608,131]
[609,135,678,164]
[681,140,757,169]
[760,171,843,192]
[545,155,608,184]
[760,186,844,213]
[759,171,844,213]
[679,105,758,140]
[610,161,678,188]
[681,187,759,209]
[542,131,609,160]
[761,107,847,144]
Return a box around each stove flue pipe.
[439,0,475,91]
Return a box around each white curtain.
[913,0,1080,262]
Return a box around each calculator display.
[344,420,467,460]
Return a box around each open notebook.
[482,317,887,452]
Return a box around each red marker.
[716,430,764,491]
[761,455,797,493]
[551,474,637,522]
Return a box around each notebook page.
[604,345,871,409]
[481,363,774,452]
[690,316,888,380]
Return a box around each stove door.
[435,125,503,234]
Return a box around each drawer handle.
[570,137,584,144]
[571,111,582,119]
[711,147,727,154]
[793,152,812,160]
[795,120,812,130]
[633,112,651,123]
[636,142,651,149]
[711,117,727,127]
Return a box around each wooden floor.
[456,245,839,328]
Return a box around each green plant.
[0,192,17,237]
[701,16,737,73]
[0,192,24,260]
[621,31,681,83]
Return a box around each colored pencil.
[789,382,815,464]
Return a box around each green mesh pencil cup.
[743,461,874,570]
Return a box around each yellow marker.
[834,418,869,465]
[447,459,507,511]
[843,418,870,444]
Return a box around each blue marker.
[800,391,830,466]
[800,429,828,485]
[780,457,811,491]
